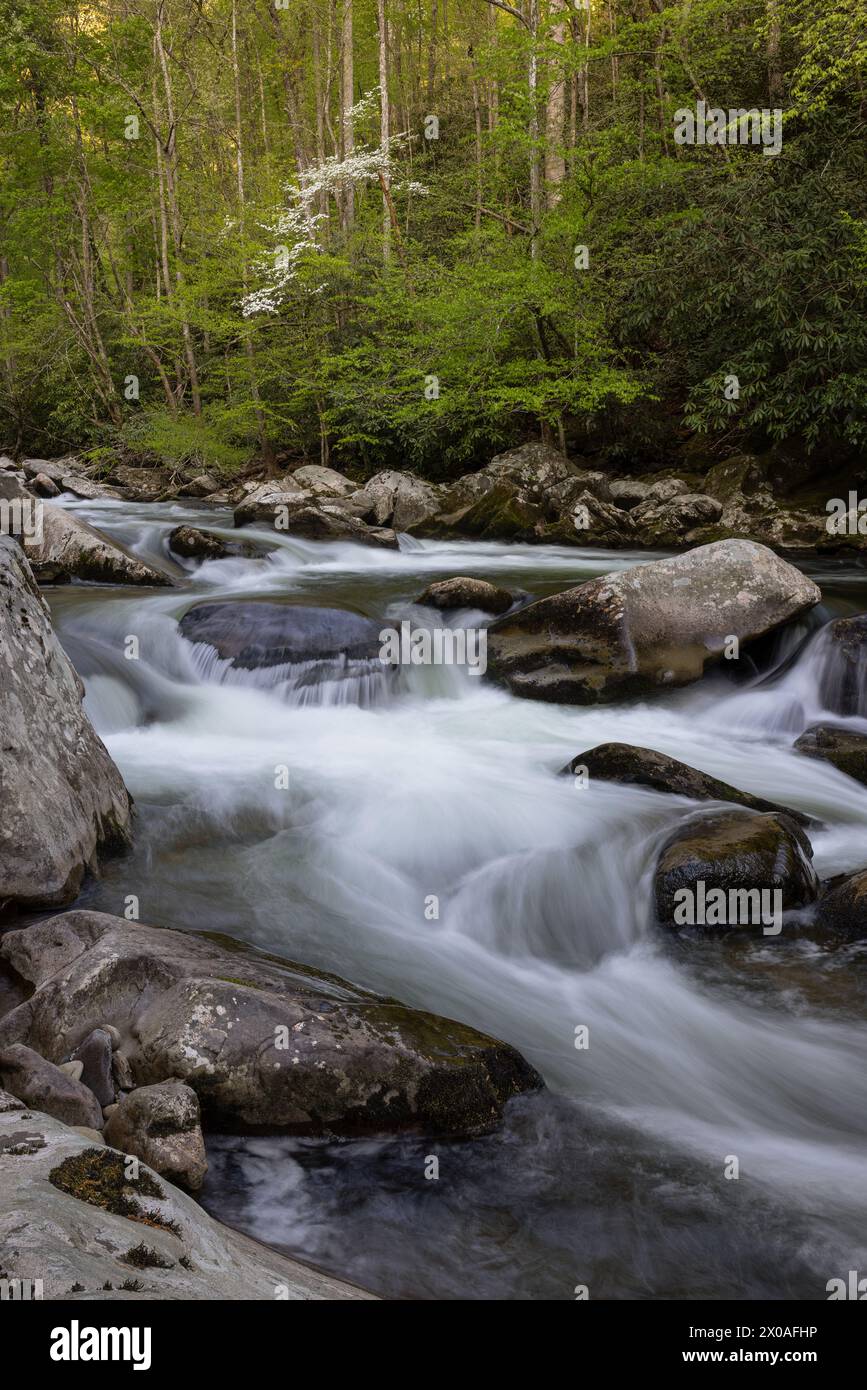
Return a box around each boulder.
[168,525,230,562]
[415,577,514,614]
[69,1029,115,1108]
[561,743,810,825]
[103,1082,207,1191]
[0,538,132,909]
[177,472,220,498]
[350,470,442,532]
[653,810,818,929]
[0,1109,374,1299]
[31,472,61,498]
[609,479,654,509]
[289,464,356,496]
[813,869,867,940]
[632,492,723,546]
[178,601,383,669]
[32,502,172,585]
[485,539,820,704]
[0,911,543,1137]
[793,723,867,785]
[0,1044,104,1129]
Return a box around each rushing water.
[48,495,867,1301]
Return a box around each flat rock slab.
[0,1103,374,1299]
[179,600,384,669]
[0,911,542,1137]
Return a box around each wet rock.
[0,911,543,1138]
[103,1082,207,1191]
[178,600,383,669]
[653,810,819,929]
[168,525,229,562]
[0,537,132,909]
[814,869,867,939]
[0,1044,104,1129]
[793,723,867,785]
[0,1112,374,1299]
[69,1030,115,1108]
[812,615,867,717]
[562,743,811,825]
[486,539,820,704]
[415,577,514,614]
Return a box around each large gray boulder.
[0,1044,104,1129]
[0,539,132,909]
[0,911,542,1137]
[438,444,614,542]
[486,540,820,704]
[103,1082,207,1192]
[0,1104,374,1299]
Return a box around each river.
[47,495,867,1300]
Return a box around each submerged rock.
[812,615,867,717]
[103,1081,207,1192]
[0,1044,104,1130]
[0,1106,373,1299]
[0,912,543,1137]
[415,576,514,614]
[486,540,820,704]
[0,538,132,910]
[179,600,383,669]
[562,743,811,825]
[793,723,867,786]
[653,810,818,930]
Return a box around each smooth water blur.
[49,495,867,1299]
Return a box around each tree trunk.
[378,0,391,264]
[545,0,567,207]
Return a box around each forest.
[1,0,866,480]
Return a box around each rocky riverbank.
[3,441,865,579]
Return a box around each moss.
[120,1278,144,1291]
[49,1148,179,1234]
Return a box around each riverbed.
[48,496,867,1300]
